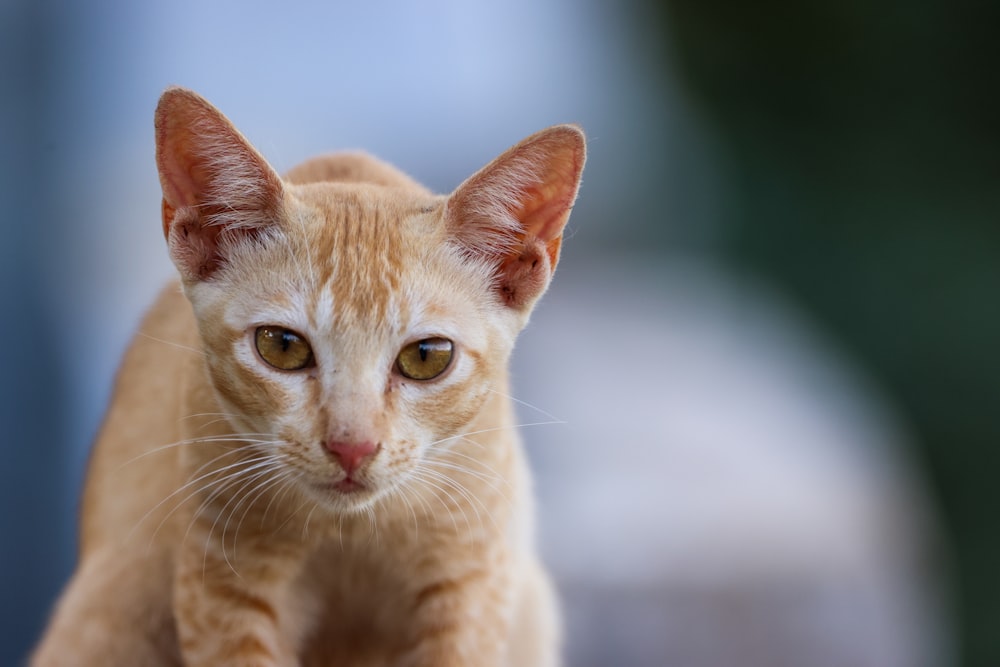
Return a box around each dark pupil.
[419,341,429,362]
[281,331,293,352]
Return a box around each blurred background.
[2,0,997,665]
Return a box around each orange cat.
[31,88,585,666]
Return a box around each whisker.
[223,455,292,544]
[363,504,380,548]
[173,463,281,554]
[302,502,321,542]
[141,453,284,548]
[425,457,512,497]
[273,496,314,536]
[394,475,437,532]
[337,512,345,550]
[136,332,207,356]
[389,484,421,539]
[132,449,257,543]
[225,460,294,562]
[179,411,240,422]
[486,387,563,423]
[261,469,303,527]
[178,412,243,432]
[115,434,281,471]
[204,418,232,430]
[429,420,566,449]
[405,468,468,536]
[417,465,501,537]
[441,444,514,491]
[204,456,290,576]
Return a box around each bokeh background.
[2,1,997,665]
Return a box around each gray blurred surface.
[515,254,950,666]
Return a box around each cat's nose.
[325,439,379,474]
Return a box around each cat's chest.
[291,535,427,662]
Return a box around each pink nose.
[325,440,378,474]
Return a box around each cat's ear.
[155,87,284,281]
[446,125,585,311]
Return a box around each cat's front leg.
[395,565,514,667]
[173,539,304,667]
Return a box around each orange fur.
[31,87,585,667]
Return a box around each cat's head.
[154,87,585,513]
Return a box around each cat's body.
[31,89,584,666]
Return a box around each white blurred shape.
[514,254,952,667]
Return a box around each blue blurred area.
[0,2,76,660]
[4,0,994,665]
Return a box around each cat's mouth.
[308,472,380,505]
[332,476,366,494]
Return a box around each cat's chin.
[303,478,386,514]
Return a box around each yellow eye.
[254,326,315,371]
[396,338,453,380]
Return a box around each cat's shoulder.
[283,151,431,195]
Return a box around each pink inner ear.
[158,134,206,212]
[509,133,584,241]
[155,88,282,224]
[156,90,220,214]
[154,87,284,280]
[450,125,584,258]
[516,148,585,253]
[447,124,586,308]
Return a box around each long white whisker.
[406,468,467,536]
[180,412,239,421]
[418,465,500,537]
[226,460,294,562]
[133,450,271,543]
[273,496,314,536]
[443,444,514,491]
[429,420,565,449]
[261,469,303,526]
[115,434,281,471]
[389,484,421,539]
[175,454,287,550]
[486,387,563,423]
[302,502,321,542]
[337,512,345,550]
[146,451,285,553]
[417,466,484,528]
[204,456,290,576]
[136,332,206,356]
[395,474,437,530]
[363,504,379,548]
[426,457,511,497]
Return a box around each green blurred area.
[640,1,1000,663]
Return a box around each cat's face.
[187,186,514,512]
[154,87,584,513]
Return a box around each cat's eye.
[396,337,453,381]
[254,326,315,371]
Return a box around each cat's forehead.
[280,183,485,334]
[291,181,435,246]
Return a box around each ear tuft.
[155,87,283,281]
[446,124,586,310]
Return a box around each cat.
[30,87,585,667]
